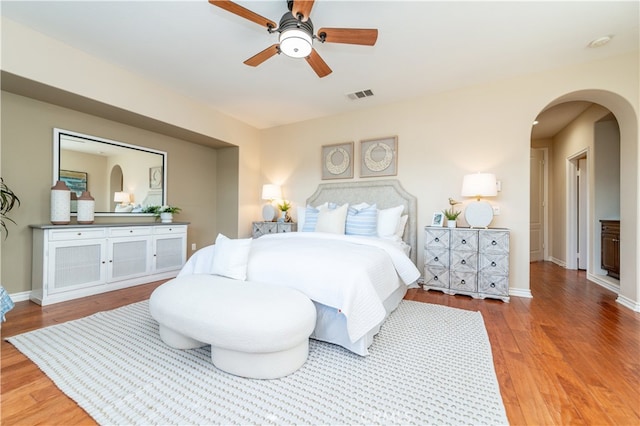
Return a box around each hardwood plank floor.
[2,262,639,425]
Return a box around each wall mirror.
[53,128,167,215]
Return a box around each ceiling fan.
[208,0,378,78]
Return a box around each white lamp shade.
[113,192,131,203]
[261,184,282,201]
[279,29,312,58]
[461,173,497,198]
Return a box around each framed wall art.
[321,142,354,180]
[59,169,87,196]
[360,136,398,178]
[149,166,163,190]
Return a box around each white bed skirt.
[311,282,408,355]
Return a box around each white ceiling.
[2,1,638,131]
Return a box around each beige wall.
[0,92,223,294]
[260,52,639,305]
[548,105,613,264]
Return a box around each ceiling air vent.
[346,89,374,100]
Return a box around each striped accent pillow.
[346,204,378,236]
[302,205,321,231]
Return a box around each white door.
[530,149,545,262]
[578,158,588,270]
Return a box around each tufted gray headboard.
[306,179,418,265]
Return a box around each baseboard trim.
[616,294,640,312]
[509,288,533,298]
[549,257,567,268]
[586,272,620,294]
[9,291,31,303]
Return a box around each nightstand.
[423,226,510,302]
[252,221,297,238]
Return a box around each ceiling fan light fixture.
[279,29,312,58]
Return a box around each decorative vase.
[160,212,173,223]
[77,191,95,224]
[447,220,457,228]
[50,180,71,225]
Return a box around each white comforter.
[179,232,420,343]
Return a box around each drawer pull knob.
[77,232,82,236]
[461,239,466,244]
[129,230,133,233]
[491,261,497,267]
[490,283,496,288]
[434,256,439,261]
[491,240,497,245]
[434,276,439,281]
[461,259,466,265]
[435,237,439,242]
[461,279,466,285]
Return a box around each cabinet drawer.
[450,230,478,252]
[450,271,477,292]
[424,247,449,268]
[49,228,106,241]
[478,274,509,296]
[424,228,450,248]
[109,227,152,237]
[423,266,449,288]
[450,251,477,272]
[478,254,509,275]
[479,230,509,254]
[154,225,187,235]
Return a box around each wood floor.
[2,261,639,425]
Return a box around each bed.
[179,179,420,355]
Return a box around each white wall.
[260,53,639,304]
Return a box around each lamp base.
[464,200,494,228]
[262,204,276,222]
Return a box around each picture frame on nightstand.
[431,212,444,227]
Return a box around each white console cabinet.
[30,223,188,305]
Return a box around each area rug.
[7,300,508,425]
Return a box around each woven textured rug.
[8,300,508,425]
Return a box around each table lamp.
[261,184,281,222]
[461,173,497,228]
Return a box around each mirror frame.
[53,128,167,216]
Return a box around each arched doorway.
[530,90,638,311]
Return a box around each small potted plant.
[443,197,462,228]
[1,178,21,238]
[143,205,181,223]
[277,200,292,222]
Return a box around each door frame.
[566,148,589,271]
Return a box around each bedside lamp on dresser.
[423,172,509,302]
[461,172,497,228]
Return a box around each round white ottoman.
[149,274,316,379]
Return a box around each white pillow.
[211,233,252,280]
[315,203,349,234]
[377,205,405,237]
[395,214,409,238]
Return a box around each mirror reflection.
[53,129,167,215]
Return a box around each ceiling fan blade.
[292,0,315,22]
[317,28,378,46]
[209,0,276,29]
[243,44,280,67]
[305,49,332,78]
